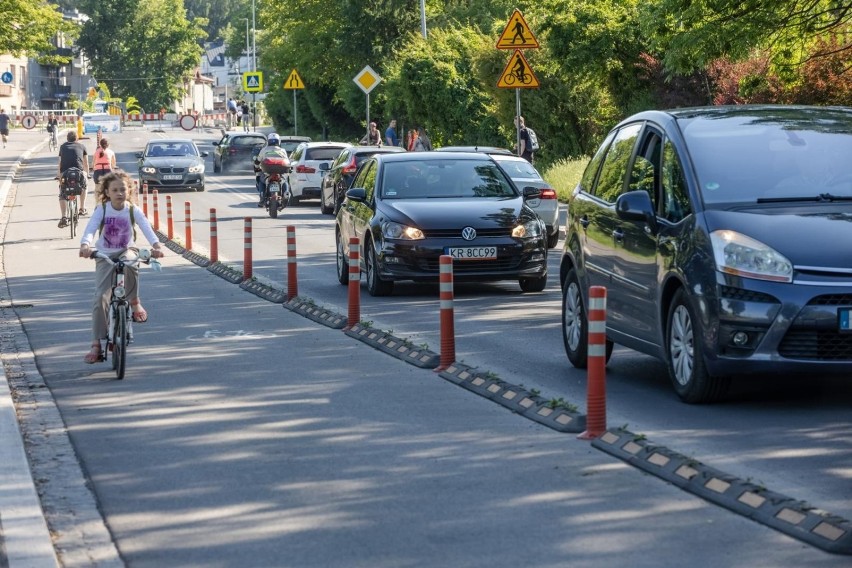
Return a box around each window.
[661,141,691,223]
[628,129,662,208]
[593,123,641,203]
[580,130,616,193]
[361,161,378,202]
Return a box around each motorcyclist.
[253,133,290,207]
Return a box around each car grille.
[423,228,512,238]
[418,257,520,272]
[720,286,778,304]
[779,330,852,360]
[807,294,852,306]
[158,167,186,174]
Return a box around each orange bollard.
[152,190,159,231]
[345,237,360,330]
[579,286,608,440]
[209,208,218,263]
[286,225,298,300]
[165,195,174,239]
[184,201,192,250]
[142,182,149,216]
[243,217,252,280]
[435,255,456,371]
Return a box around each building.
[0,54,29,113]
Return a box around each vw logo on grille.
[461,227,477,241]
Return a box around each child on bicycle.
[78,170,164,364]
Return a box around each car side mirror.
[212,141,220,146]
[523,186,541,199]
[345,187,367,203]
[135,151,143,159]
[319,162,330,171]
[200,151,209,157]
[616,190,658,233]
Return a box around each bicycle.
[88,248,160,380]
[60,174,82,239]
[47,129,58,152]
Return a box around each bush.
[542,157,589,202]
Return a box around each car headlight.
[141,166,156,174]
[188,164,205,173]
[382,221,424,240]
[512,218,543,239]
[710,230,792,283]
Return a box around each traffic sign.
[21,114,37,130]
[179,114,197,131]
[497,50,540,88]
[284,69,304,90]
[243,71,263,93]
[1,72,12,84]
[353,66,381,94]
[496,9,540,50]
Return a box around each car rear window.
[305,147,346,161]
[234,137,266,147]
[497,159,541,179]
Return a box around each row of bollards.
[139,191,609,440]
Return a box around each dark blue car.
[560,105,852,403]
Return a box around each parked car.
[560,105,852,404]
[288,142,352,203]
[320,145,407,215]
[336,152,548,296]
[434,146,514,155]
[492,154,560,248]
[136,139,208,192]
[212,132,267,172]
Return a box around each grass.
[541,157,590,202]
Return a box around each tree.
[185,0,248,43]
[75,0,206,110]
[0,0,77,59]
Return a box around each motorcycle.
[256,154,291,219]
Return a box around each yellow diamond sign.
[354,65,381,94]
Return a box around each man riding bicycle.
[58,131,91,227]
[46,113,59,143]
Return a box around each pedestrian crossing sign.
[243,71,263,93]
[497,50,540,88]
[496,9,540,50]
[284,69,304,90]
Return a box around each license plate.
[446,246,497,260]
[162,174,182,180]
[268,182,280,193]
[840,308,851,333]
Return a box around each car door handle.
[579,217,590,228]
[612,229,625,242]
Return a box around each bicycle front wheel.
[112,307,127,379]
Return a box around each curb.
[439,362,586,433]
[240,278,286,303]
[344,323,440,369]
[283,297,346,329]
[594,429,852,554]
[206,261,244,284]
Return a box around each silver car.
[287,142,352,203]
[492,154,560,247]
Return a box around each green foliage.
[542,157,589,201]
[1,0,77,58]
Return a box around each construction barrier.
[184,201,192,250]
[286,226,298,300]
[579,286,608,440]
[209,209,218,263]
[436,255,456,372]
[243,217,252,280]
[346,238,360,330]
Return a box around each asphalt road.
[1,126,849,566]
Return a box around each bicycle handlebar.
[88,249,162,271]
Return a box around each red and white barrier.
[209,209,218,263]
[152,190,160,231]
[579,286,608,440]
[286,225,298,300]
[346,237,360,330]
[142,182,149,217]
[436,255,456,371]
[165,195,174,240]
[243,217,252,280]
[184,201,193,250]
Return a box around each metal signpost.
[353,66,382,142]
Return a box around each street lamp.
[419,0,427,38]
[251,0,257,71]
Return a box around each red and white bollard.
[286,225,298,300]
[209,208,218,263]
[579,286,608,440]
[345,237,360,329]
[243,217,252,280]
[165,195,174,239]
[435,255,456,371]
[142,182,149,217]
[152,190,159,231]
[184,201,192,250]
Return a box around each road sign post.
[496,9,540,158]
[284,69,305,135]
[353,66,382,143]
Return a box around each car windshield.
[381,159,517,199]
[147,143,197,157]
[682,111,852,205]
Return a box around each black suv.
[213,132,267,172]
[319,145,406,215]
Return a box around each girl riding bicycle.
[78,170,164,364]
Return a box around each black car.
[136,139,208,192]
[336,152,548,296]
[560,105,852,403]
[213,132,267,172]
[320,145,406,215]
[250,135,312,169]
[434,146,514,155]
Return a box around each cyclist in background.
[58,131,91,227]
[46,113,59,145]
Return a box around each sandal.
[84,344,103,364]
[58,217,68,228]
[131,300,148,323]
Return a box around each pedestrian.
[360,121,382,145]
[385,119,399,147]
[227,97,237,129]
[407,129,418,152]
[78,170,164,364]
[0,108,10,148]
[413,126,432,152]
[241,101,250,131]
[514,115,534,163]
[91,137,117,185]
[58,131,91,226]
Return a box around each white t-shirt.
[80,202,160,255]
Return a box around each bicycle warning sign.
[497,50,540,89]
[496,9,540,50]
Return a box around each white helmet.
[267,133,280,145]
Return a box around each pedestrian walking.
[385,119,399,147]
[360,122,382,146]
[0,108,10,148]
[514,115,535,163]
[413,126,432,152]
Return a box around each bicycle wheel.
[68,197,78,239]
[112,306,127,380]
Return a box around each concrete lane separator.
[593,428,852,555]
[283,297,346,329]
[344,322,440,369]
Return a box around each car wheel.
[562,267,613,368]
[320,191,333,215]
[365,238,393,296]
[197,184,205,192]
[666,288,730,403]
[213,160,221,173]
[336,231,349,285]
[519,273,547,293]
[547,229,560,248]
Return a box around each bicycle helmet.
[267,133,280,146]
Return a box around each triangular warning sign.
[247,76,259,88]
[284,69,304,90]
[497,50,540,89]
[496,9,539,50]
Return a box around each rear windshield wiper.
[757,193,852,204]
